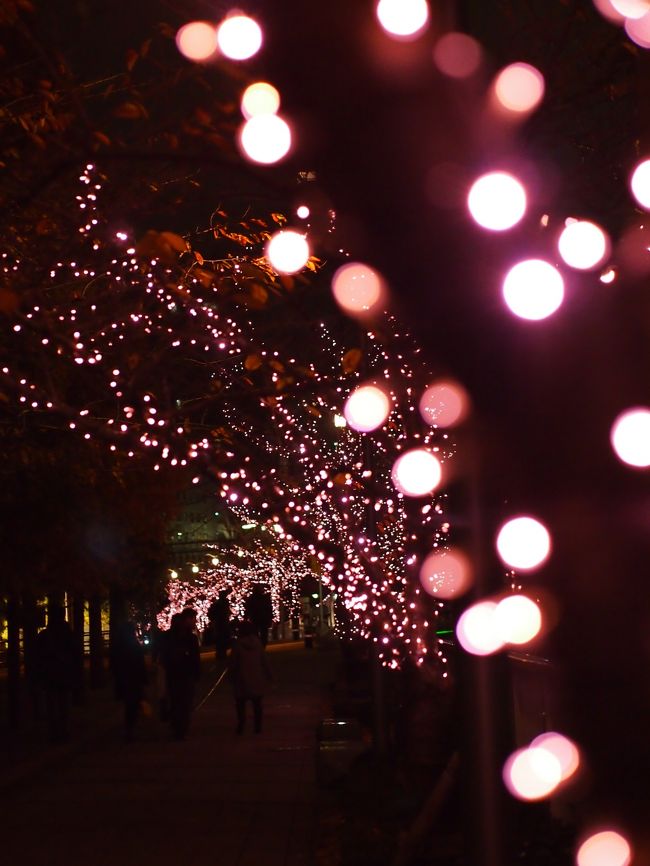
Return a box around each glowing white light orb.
[239,114,291,164]
[494,594,542,645]
[467,172,527,232]
[266,230,310,274]
[420,548,472,599]
[496,516,551,571]
[419,380,469,428]
[592,0,625,20]
[611,0,650,17]
[577,831,632,866]
[494,62,545,114]
[625,11,650,47]
[531,732,580,782]
[558,220,609,270]
[456,601,505,656]
[376,0,430,39]
[502,259,564,321]
[296,205,310,219]
[391,449,442,497]
[241,82,280,119]
[503,747,562,801]
[630,158,650,209]
[433,32,482,78]
[176,21,218,61]
[331,262,385,316]
[217,14,263,60]
[610,407,650,467]
[344,384,391,432]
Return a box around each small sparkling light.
[494,594,542,645]
[496,516,551,571]
[266,230,310,274]
[376,0,430,39]
[211,557,219,565]
[630,158,650,209]
[176,21,218,61]
[333,413,347,428]
[331,262,386,316]
[503,747,562,801]
[558,220,609,270]
[577,831,632,866]
[456,601,505,656]
[344,384,391,432]
[191,564,200,573]
[433,32,482,78]
[531,732,580,782]
[625,11,650,47]
[610,0,650,17]
[419,380,469,428]
[600,267,617,283]
[494,62,545,114]
[502,259,564,321]
[239,114,291,164]
[391,449,442,497]
[241,82,280,119]
[217,14,263,60]
[467,172,527,232]
[611,407,650,467]
[420,548,472,599]
[296,205,310,219]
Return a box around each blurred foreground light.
[503,747,562,801]
[502,259,564,320]
[630,158,650,209]
[494,62,545,114]
[456,601,504,655]
[344,384,391,432]
[241,82,280,118]
[433,32,482,78]
[217,14,263,60]
[266,230,310,274]
[419,379,469,428]
[296,205,310,219]
[239,114,291,164]
[577,831,632,866]
[599,267,616,283]
[176,21,218,61]
[331,262,385,316]
[592,0,625,20]
[420,548,472,599]
[391,449,442,497]
[467,172,527,231]
[610,0,650,17]
[558,220,609,270]
[610,407,650,467]
[496,516,551,571]
[494,595,542,645]
[376,0,430,39]
[531,732,580,783]
[625,11,650,46]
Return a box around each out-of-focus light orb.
[467,172,527,231]
[611,0,650,17]
[531,732,580,782]
[239,114,291,164]
[496,516,551,571]
[241,82,280,119]
[630,158,650,209]
[420,548,472,599]
[592,0,625,21]
[625,11,650,47]
[494,62,545,114]
[599,266,617,283]
[344,384,391,432]
[503,747,562,801]
[610,407,650,467]
[176,21,218,61]
[456,601,505,656]
[376,0,430,39]
[502,259,564,321]
[391,449,442,497]
[494,594,542,645]
[331,262,385,316]
[433,32,482,78]
[296,205,310,219]
[419,380,469,428]
[265,230,310,274]
[558,220,609,270]
[216,13,263,60]
[577,831,632,866]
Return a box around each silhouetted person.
[207,589,232,662]
[161,608,200,740]
[111,621,148,742]
[34,607,80,743]
[244,583,273,647]
[227,620,273,734]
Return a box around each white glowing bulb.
[419,548,472,599]
[176,21,218,61]
[331,262,385,316]
[467,172,527,231]
[391,449,442,497]
[239,114,291,164]
[610,407,650,467]
[191,565,199,573]
[344,385,391,432]
[502,259,564,321]
[217,14,263,60]
[419,380,469,428]
[577,831,632,866]
[530,732,580,782]
[265,230,309,274]
[456,601,504,656]
[496,516,551,571]
[610,0,650,17]
[241,82,280,119]
[625,11,650,47]
[630,158,650,209]
[494,595,542,645]
[296,205,310,219]
[558,220,609,270]
[376,0,430,39]
[494,62,545,114]
[503,747,562,801]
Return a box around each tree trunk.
[88,595,105,688]
[6,595,22,729]
[21,594,40,722]
[71,594,86,704]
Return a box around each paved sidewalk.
[1,642,339,866]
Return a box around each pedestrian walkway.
[0,642,340,866]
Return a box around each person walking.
[227,620,273,734]
[34,606,80,743]
[244,583,273,647]
[207,589,232,663]
[161,608,201,740]
[110,621,148,742]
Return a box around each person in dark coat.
[207,589,232,663]
[110,621,148,742]
[227,620,273,734]
[34,606,80,743]
[161,608,201,740]
[244,583,273,647]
